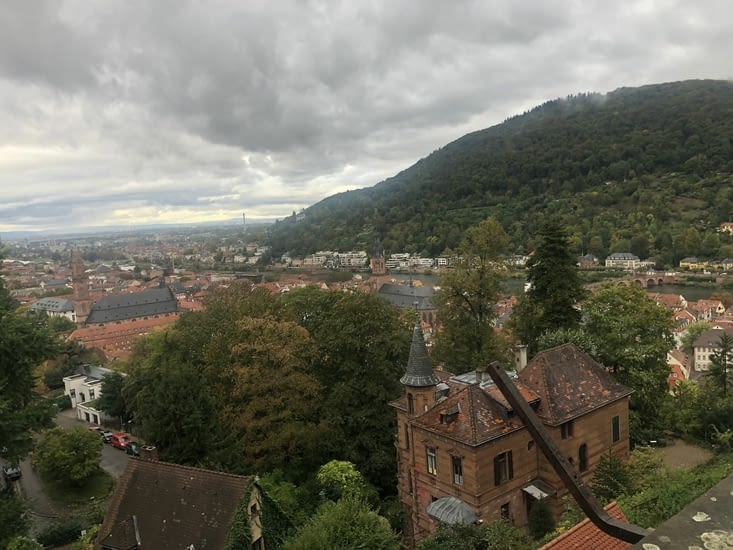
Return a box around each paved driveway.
[55,408,131,477]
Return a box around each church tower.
[71,250,92,325]
[370,237,386,276]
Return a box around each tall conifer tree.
[511,217,585,353]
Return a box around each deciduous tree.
[283,497,399,550]
[282,288,410,493]
[96,371,128,422]
[433,218,512,373]
[34,427,102,486]
[583,283,674,427]
[418,521,533,550]
[0,265,58,463]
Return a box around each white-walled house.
[63,364,121,426]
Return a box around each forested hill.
[269,79,733,266]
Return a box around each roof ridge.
[135,457,252,481]
[466,385,480,445]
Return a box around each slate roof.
[30,297,75,312]
[378,282,435,310]
[692,327,733,348]
[517,344,633,425]
[540,501,631,549]
[86,287,178,324]
[401,321,441,387]
[95,459,252,550]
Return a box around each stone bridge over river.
[586,273,680,291]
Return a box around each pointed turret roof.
[401,322,440,387]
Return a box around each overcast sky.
[1,0,731,235]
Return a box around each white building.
[63,364,122,426]
[605,252,641,270]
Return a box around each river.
[386,273,724,301]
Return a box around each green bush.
[55,393,72,410]
[528,498,555,540]
[36,517,84,547]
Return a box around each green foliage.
[418,520,534,550]
[259,470,318,527]
[223,489,252,550]
[269,80,733,264]
[96,370,128,419]
[34,426,103,486]
[535,327,598,355]
[316,460,375,503]
[6,536,43,550]
[627,446,666,493]
[55,393,72,410]
[123,331,224,465]
[260,484,298,550]
[36,517,86,548]
[592,450,634,503]
[618,455,733,528]
[680,321,713,355]
[432,218,512,373]
[124,283,409,494]
[528,498,556,540]
[707,332,733,396]
[283,497,399,550]
[583,283,674,427]
[659,380,703,437]
[281,287,410,493]
[69,524,100,550]
[511,218,585,352]
[0,282,58,462]
[0,492,28,548]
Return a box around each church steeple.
[401,321,440,387]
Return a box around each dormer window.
[440,404,460,424]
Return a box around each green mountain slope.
[269,79,733,266]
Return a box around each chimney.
[514,344,528,372]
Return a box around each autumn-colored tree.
[206,315,324,477]
[282,287,410,493]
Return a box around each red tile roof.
[412,384,526,445]
[518,344,634,425]
[540,501,632,549]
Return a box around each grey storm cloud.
[1,0,732,233]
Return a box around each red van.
[111,432,131,450]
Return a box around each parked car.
[125,441,140,457]
[111,432,132,450]
[2,465,21,482]
[89,426,114,443]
